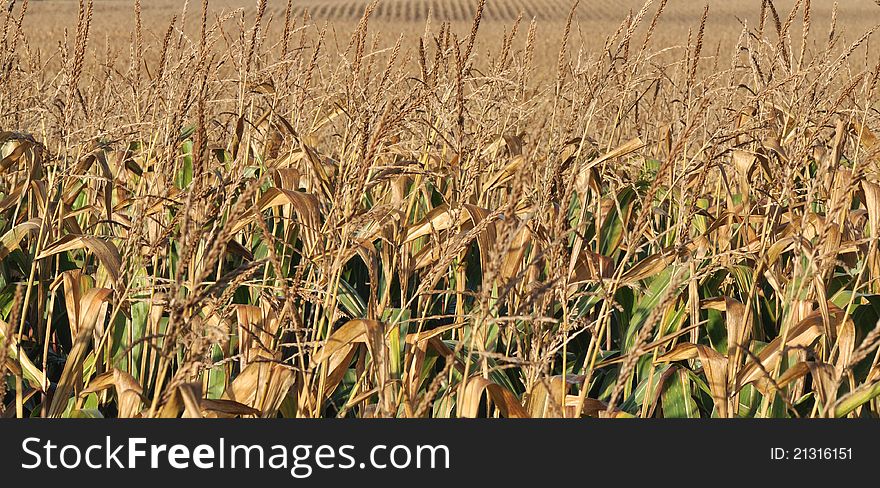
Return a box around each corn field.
[2,0,880,418]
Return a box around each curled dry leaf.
[460,376,529,419]
[735,305,838,392]
[38,234,122,285]
[222,351,295,417]
[655,343,729,418]
[0,218,40,260]
[81,369,146,418]
[48,287,113,417]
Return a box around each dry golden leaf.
[0,218,41,260]
[113,371,146,419]
[404,204,457,242]
[223,352,295,417]
[235,304,280,365]
[763,136,788,161]
[311,319,386,366]
[499,225,531,283]
[38,234,122,285]
[482,133,524,160]
[201,399,262,418]
[0,180,26,213]
[527,375,586,417]
[575,137,644,192]
[772,361,836,405]
[571,248,614,283]
[735,306,836,391]
[234,188,323,255]
[405,204,499,283]
[62,270,90,340]
[853,120,879,150]
[862,180,880,239]
[322,346,359,401]
[273,167,302,190]
[483,154,524,192]
[460,376,528,418]
[832,314,856,377]
[566,395,608,418]
[48,287,112,417]
[732,150,757,198]
[0,138,34,172]
[619,249,677,285]
[81,369,145,418]
[701,296,749,364]
[655,342,729,417]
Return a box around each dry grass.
[3,0,880,418]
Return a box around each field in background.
[4,0,880,419]
[20,1,880,63]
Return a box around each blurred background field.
[19,1,880,69]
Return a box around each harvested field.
[20,1,880,58]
